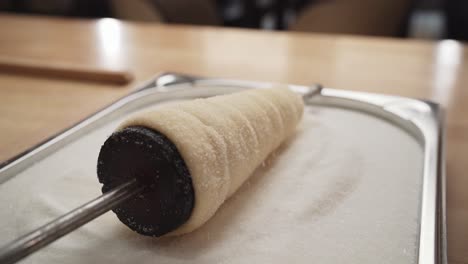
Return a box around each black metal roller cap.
[97,126,194,237]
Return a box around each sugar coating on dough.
[119,87,304,235]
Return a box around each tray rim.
[0,72,446,264]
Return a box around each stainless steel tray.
[0,73,446,264]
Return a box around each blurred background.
[0,0,466,40]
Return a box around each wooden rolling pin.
[0,56,133,85]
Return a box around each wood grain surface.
[0,13,466,263]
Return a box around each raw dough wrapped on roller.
[97,87,304,237]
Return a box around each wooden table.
[0,13,466,263]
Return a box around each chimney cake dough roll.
[97,86,304,237]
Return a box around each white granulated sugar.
[0,105,422,264]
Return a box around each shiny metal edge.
[0,72,446,264]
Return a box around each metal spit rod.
[0,179,143,264]
[0,86,323,264]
